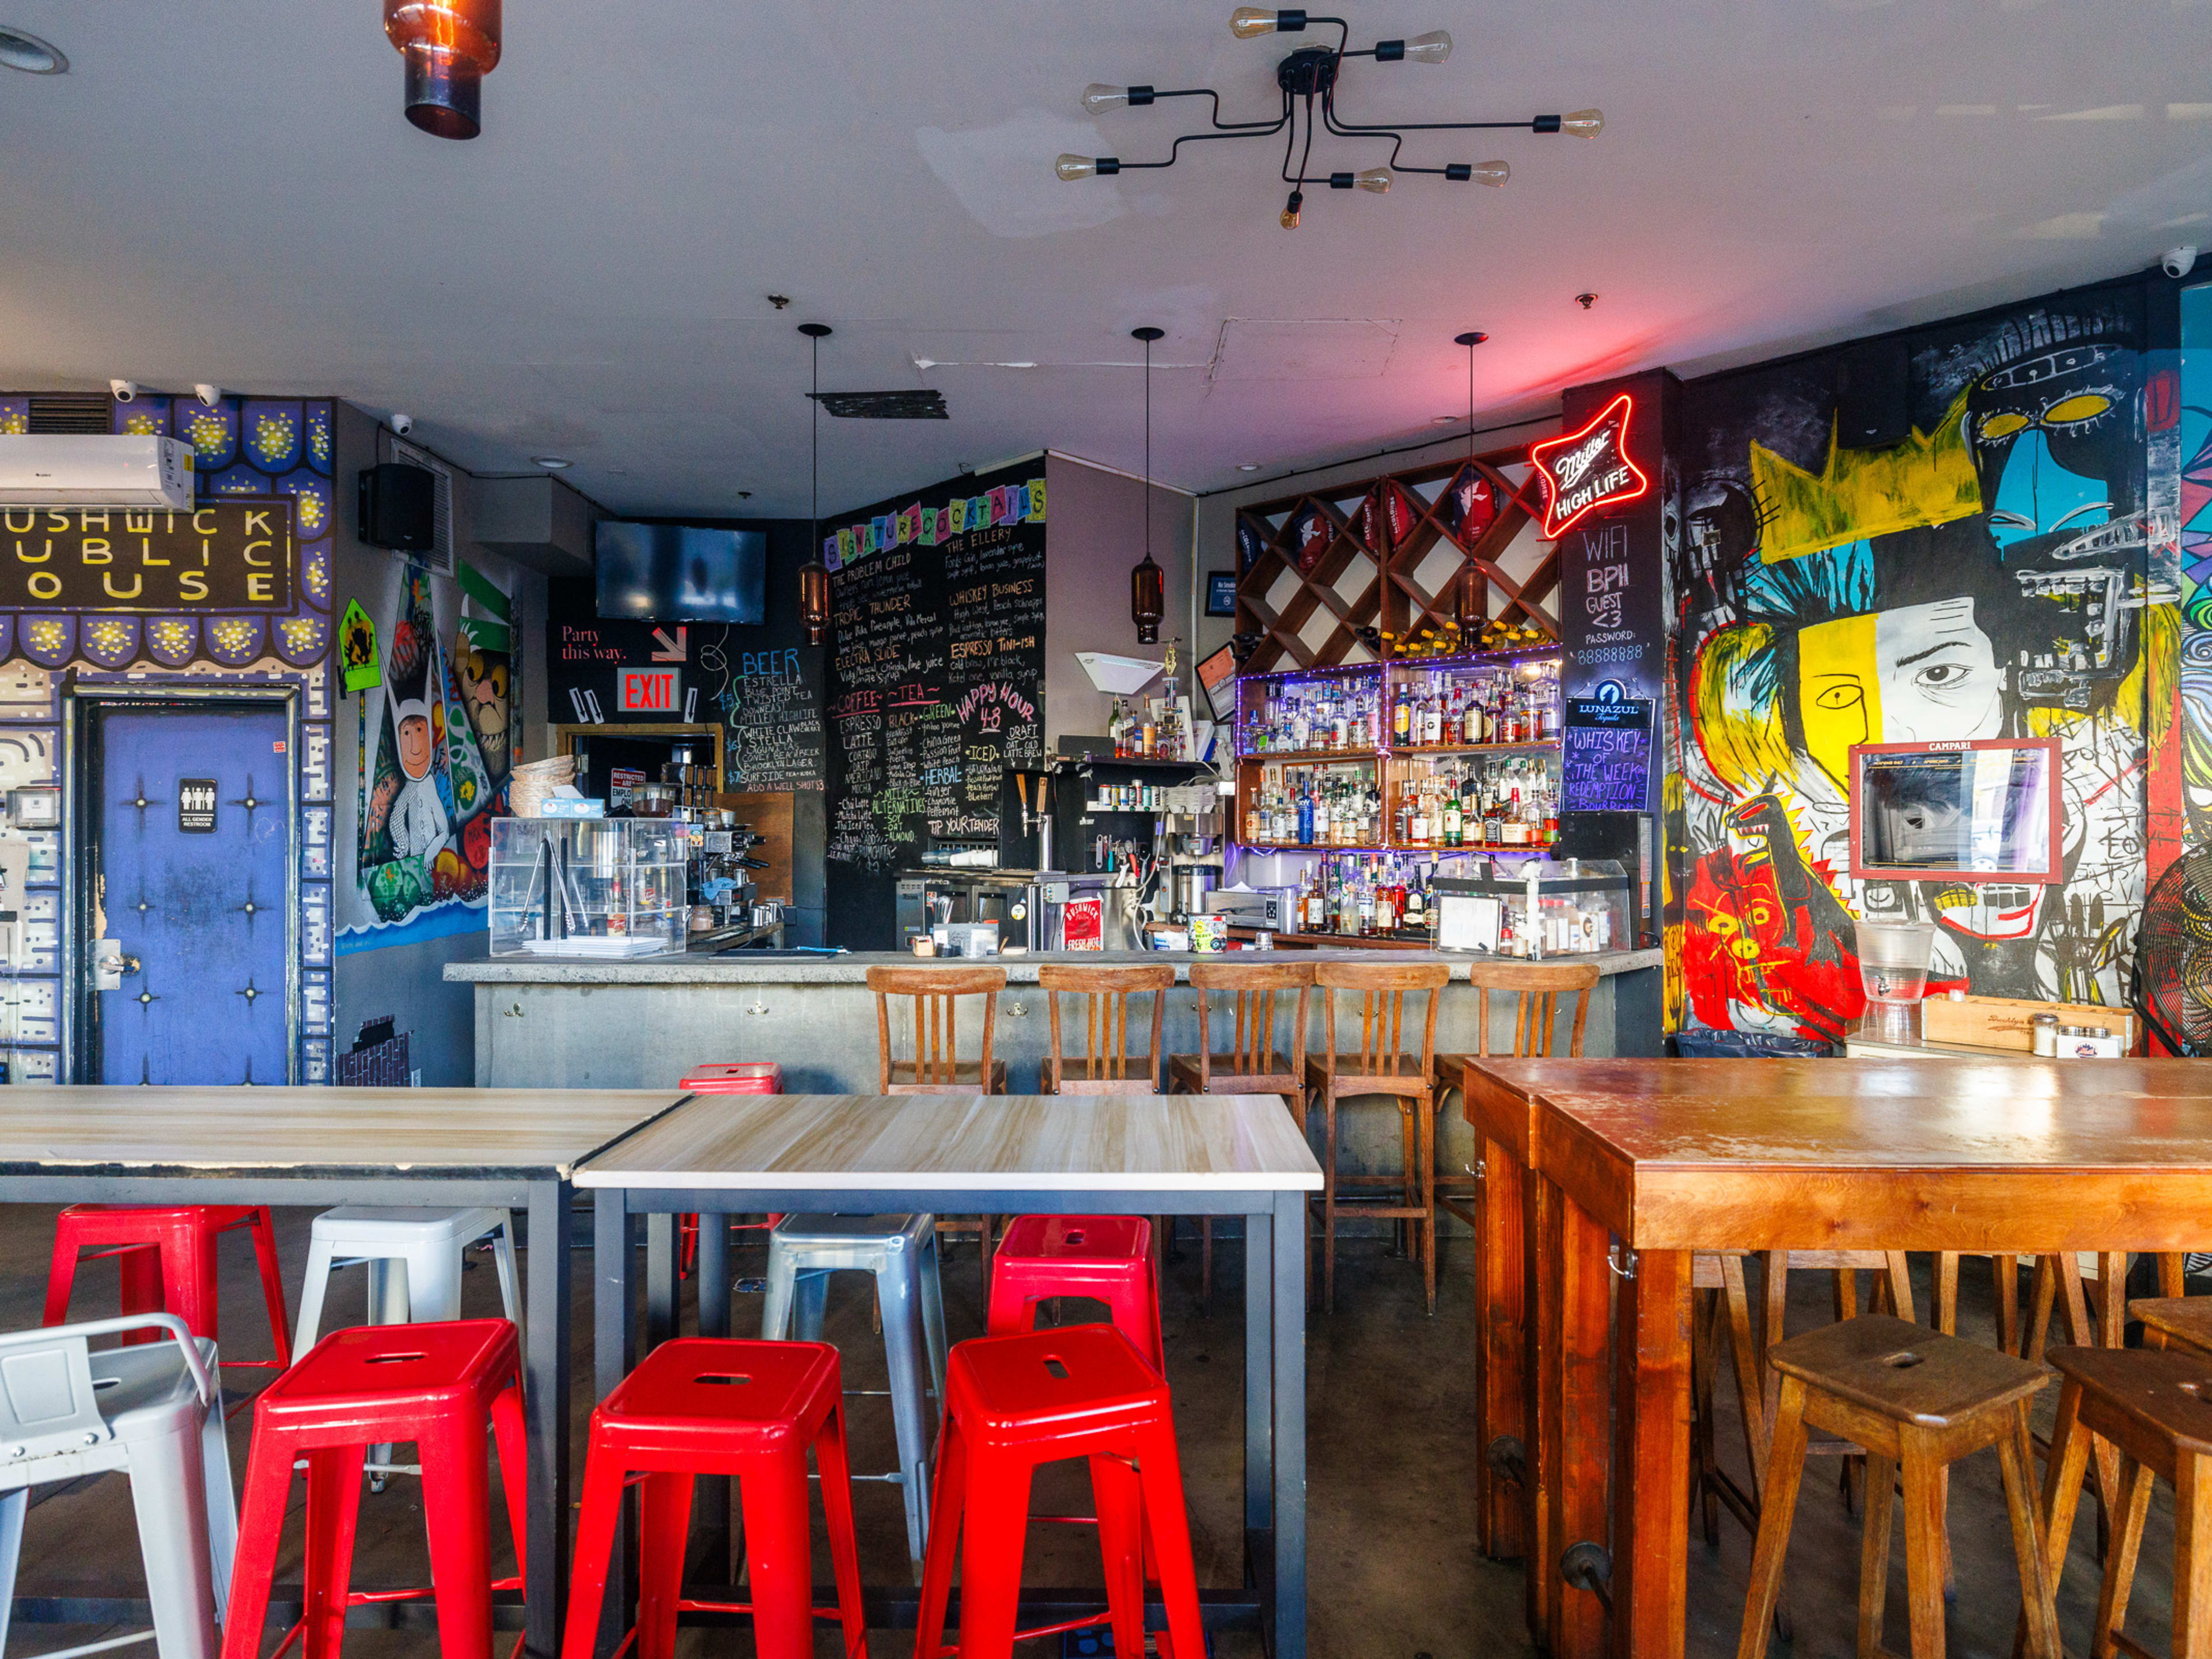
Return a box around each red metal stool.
[46,1203,293,1373]
[222,1319,527,1659]
[562,1337,866,1659]
[987,1215,1162,1370]
[915,1326,1205,1659]
[678,1065,784,1278]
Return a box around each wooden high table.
[0,1084,690,1659]
[1462,1056,2212,1659]
[575,1091,1323,1658]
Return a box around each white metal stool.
[294,1206,522,1482]
[0,1313,237,1659]
[760,1213,948,1578]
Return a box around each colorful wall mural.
[341,556,512,948]
[1666,290,2158,1041]
[2175,284,2212,854]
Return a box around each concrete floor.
[0,1202,2182,1658]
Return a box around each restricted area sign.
[618,666,682,714]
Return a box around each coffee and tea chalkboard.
[1560,697,1654,814]
[824,460,1048,948]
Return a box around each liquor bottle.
[1442,786,1463,848]
[1392,683,1411,745]
[1295,773,1314,846]
[1404,870,1426,934]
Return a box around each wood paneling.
[718,790,793,902]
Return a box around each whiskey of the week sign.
[0,500,295,612]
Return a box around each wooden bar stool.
[2131,1292,2212,1355]
[1038,962,1172,1291]
[2035,1341,2212,1659]
[1165,960,1312,1305]
[1302,961,1450,1314]
[869,964,1008,1301]
[1735,1314,2057,1659]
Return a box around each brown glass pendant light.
[1130,327,1166,644]
[797,323,834,647]
[384,0,501,139]
[1450,329,1488,639]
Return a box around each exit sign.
[618,666,683,713]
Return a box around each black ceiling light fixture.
[797,323,834,648]
[1059,8,1600,229]
[1452,329,1489,637]
[1131,327,1166,646]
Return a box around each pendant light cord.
[1143,332,1153,559]
[810,332,821,547]
[1467,338,1476,463]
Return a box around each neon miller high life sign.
[1531,393,1650,540]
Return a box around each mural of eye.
[1813,683,1864,710]
[1915,661,1974,691]
[2041,392,2112,426]
[1979,411,2032,441]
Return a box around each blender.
[1857,919,1937,1045]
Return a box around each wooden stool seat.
[1166,961,1312,1307]
[1736,1315,2057,1659]
[2128,1294,2212,1355]
[2038,1343,2212,1659]
[885,1058,1009,1093]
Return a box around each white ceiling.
[1,1,2207,518]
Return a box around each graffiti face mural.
[1669,298,2152,1038]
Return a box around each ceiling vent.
[807,390,949,420]
[27,394,113,435]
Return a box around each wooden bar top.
[0,1085,688,1178]
[575,1092,1324,1193]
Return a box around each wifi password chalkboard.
[1560,698,1653,814]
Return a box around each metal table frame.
[589,1183,1310,1659]
[0,1166,575,1659]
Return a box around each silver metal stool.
[0,1313,237,1659]
[294,1206,522,1484]
[760,1213,948,1578]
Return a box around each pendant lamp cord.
[810,333,821,548]
[1143,332,1153,560]
[1467,339,1476,463]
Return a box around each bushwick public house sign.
[0,499,296,611]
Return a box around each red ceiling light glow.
[384,0,501,140]
[1529,392,1649,540]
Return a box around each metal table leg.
[524,1179,573,1659]
[645,1213,677,1349]
[592,1191,635,1659]
[1271,1189,1307,1659]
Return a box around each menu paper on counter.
[1062,894,1103,950]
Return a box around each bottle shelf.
[1235,747,1381,764]
[1391,738,1562,757]
[1236,840,1559,855]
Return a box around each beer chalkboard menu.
[1561,697,1654,814]
[824,460,1048,948]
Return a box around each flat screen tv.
[595,522,766,623]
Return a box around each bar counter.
[446,947,1661,1204]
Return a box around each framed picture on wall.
[1205,571,1237,617]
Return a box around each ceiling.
[2,1,2207,519]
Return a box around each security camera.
[108,379,137,403]
[2165,245,2199,280]
[192,383,221,408]
[391,412,414,436]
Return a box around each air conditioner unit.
[0,435,195,509]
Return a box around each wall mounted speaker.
[357,463,435,552]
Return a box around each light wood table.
[1462,1056,2212,1659]
[0,1084,690,1659]
[576,1091,1323,1658]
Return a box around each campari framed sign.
[1530,393,1649,540]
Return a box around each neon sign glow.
[1530,392,1650,540]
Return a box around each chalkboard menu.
[824,460,1048,947]
[544,524,827,793]
[1561,698,1654,813]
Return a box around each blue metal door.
[89,704,291,1085]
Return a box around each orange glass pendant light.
[384,0,501,140]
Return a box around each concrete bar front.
[446,948,1662,1208]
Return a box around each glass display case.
[488,817,689,957]
[1431,855,1630,957]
